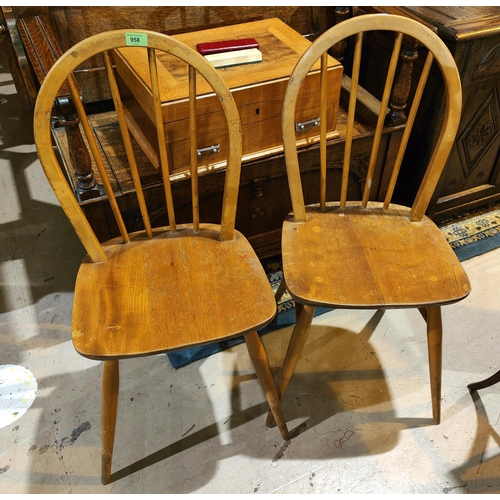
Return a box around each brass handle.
[295,117,320,132]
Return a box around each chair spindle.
[189,64,200,232]
[148,47,177,233]
[104,50,153,238]
[384,50,434,210]
[341,32,363,208]
[319,52,328,210]
[362,32,403,207]
[66,73,130,243]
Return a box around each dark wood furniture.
[1,6,405,258]
[361,6,500,220]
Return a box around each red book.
[197,38,259,56]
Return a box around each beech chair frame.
[267,14,471,429]
[33,29,290,485]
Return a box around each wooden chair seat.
[282,203,470,308]
[73,224,276,359]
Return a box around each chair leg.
[275,276,288,304]
[265,304,316,428]
[244,331,290,441]
[295,301,304,323]
[101,360,119,485]
[426,306,442,425]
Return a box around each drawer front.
[117,55,342,176]
[169,104,338,174]
[166,70,341,174]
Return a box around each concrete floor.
[1,47,499,495]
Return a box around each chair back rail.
[282,14,462,222]
[33,29,242,263]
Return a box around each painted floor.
[1,48,499,495]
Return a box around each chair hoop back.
[282,14,462,223]
[34,29,242,263]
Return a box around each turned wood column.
[330,7,352,62]
[16,14,103,200]
[54,96,105,200]
[385,34,420,127]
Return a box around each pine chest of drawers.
[113,17,343,178]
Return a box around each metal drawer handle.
[197,144,220,157]
[295,117,320,132]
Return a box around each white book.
[204,48,263,68]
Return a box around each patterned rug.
[168,202,500,368]
[437,200,500,261]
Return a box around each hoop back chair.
[33,29,290,484]
[267,14,471,428]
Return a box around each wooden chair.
[33,29,290,485]
[267,14,471,429]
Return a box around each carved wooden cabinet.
[363,6,500,219]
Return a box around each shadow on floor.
[448,388,500,494]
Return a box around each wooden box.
[114,18,343,177]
